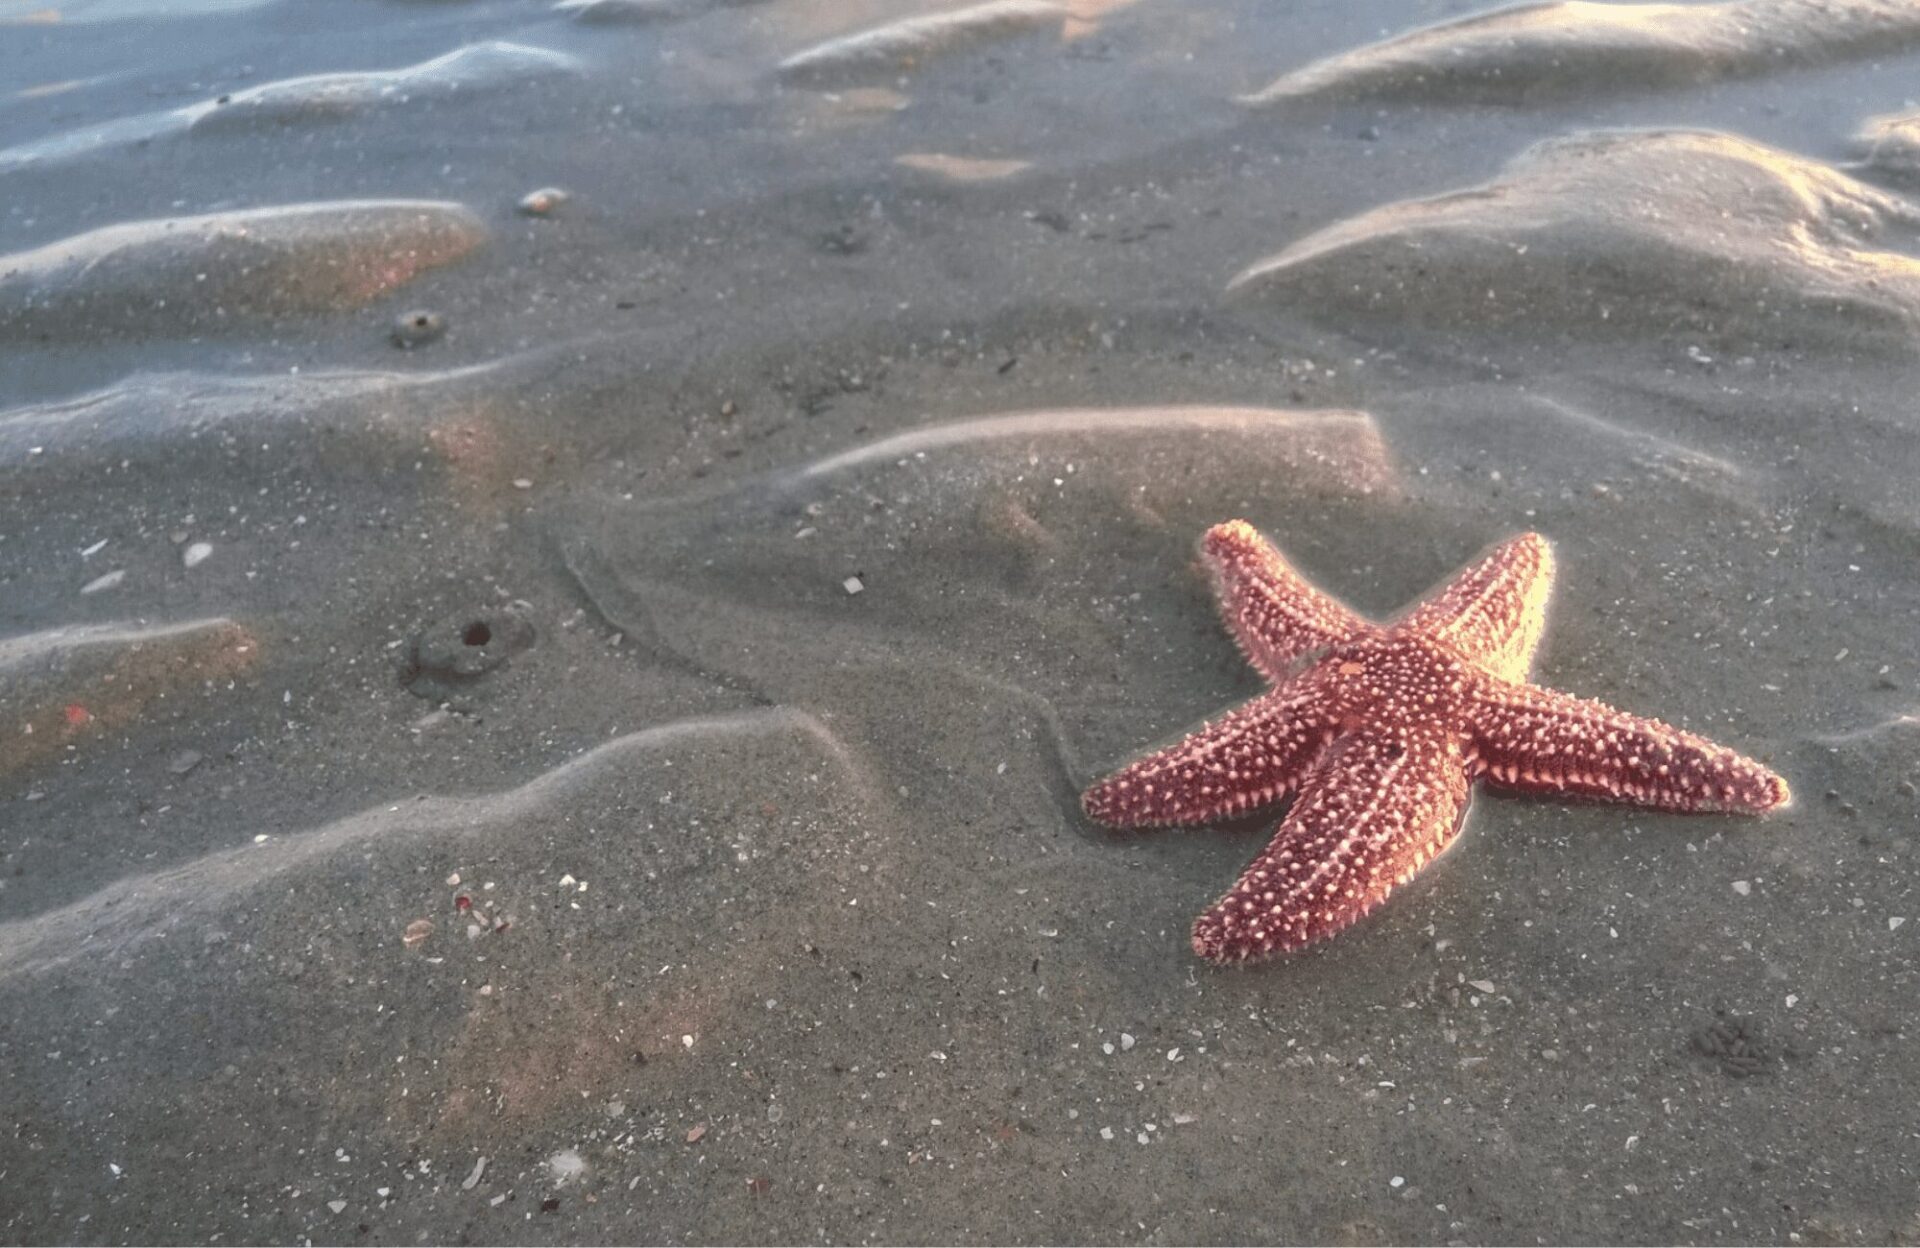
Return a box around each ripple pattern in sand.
[0,618,258,783]
[0,200,487,339]
[1228,128,1920,351]
[562,404,1396,726]
[1242,0,1920,106]
[0,706,872,977]
[1855,107,1920,183]
[0,42,578,174]
[776,0,1067,87]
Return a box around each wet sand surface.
[3,0,1919,1242]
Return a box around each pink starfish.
[1083,521,1791,964]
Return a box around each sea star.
[1083,521,1790,964]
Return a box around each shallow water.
[3,1,1920,1243]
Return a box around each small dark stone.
[1359,125,1382,141]
[540,1198,561,1213]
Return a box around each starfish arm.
[1397,532,1554,683]
[1082,678,1336,829]
[1202,520,1370,682]
[1190,726,1471,963]
[1467,678,1791,813]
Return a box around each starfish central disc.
[1082,521,1791,965]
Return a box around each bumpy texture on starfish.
[1084,522,1791,965]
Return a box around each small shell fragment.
[519,187,571,216]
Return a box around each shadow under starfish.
[1083,521,1791,965]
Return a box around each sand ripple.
[1243,0,1920,105]
[0,200,486,339]
[1855,108,1920,183]
[777,0,1066,87]
[0,42,576,174]
[1229,129,1920,351]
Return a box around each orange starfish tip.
[1200,517,1259,553]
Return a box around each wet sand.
[3,0,1919,1243]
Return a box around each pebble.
[391,308,446,348]
[461,1157,487,1190]
[518,187,570,216]
[1468,979,1496,994]
[547,1149,586,1185]
[1119,1032,1135,1051]
[327,1200,347,1214]
[183,541,213,568]
[1731,880,1751,896]
[168,749,204,776]
[843,575,865,595]
[80,570,124,595]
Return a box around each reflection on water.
[4,0,1920,1243]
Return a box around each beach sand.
[3,0,1918,1241]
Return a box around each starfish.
[1083,521,1790,965]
